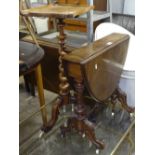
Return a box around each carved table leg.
[115,88,134,113]
[61,118,105,149]
[42,97,62,133]
[42,18,70,132]
[110,91,118,115]
[109,87,134,119]
[73,79,104,149]
[83,119,105,149]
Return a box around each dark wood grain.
[63,33,129,102]
[59,33,129,150]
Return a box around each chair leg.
[29,73,35,96]
[24,74,35,96]
[35,64,47,126]
[24,75,30,93]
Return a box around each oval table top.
[63,33,129,102]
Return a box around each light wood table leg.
[35,64,47,126]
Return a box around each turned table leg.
[74,79,105,149]
[60,78,105,149]
[42,97,62,133]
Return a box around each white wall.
[112,0,124,14]
[112,0,135,15]
[124,0,135,15]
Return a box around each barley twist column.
[57,18,70,105]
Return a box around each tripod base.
[60,117,105,149]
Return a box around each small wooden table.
[62,33,129,149]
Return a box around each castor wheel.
[60,133,65,138]
[130,112,135,121]
[111,112,115,117]
[71,104,74,112]
[64,121,68,127]
[82,133,86,138]
[60,130,65,138]
[60,129,66,138]
[96,149,100,154]
[60,124,68,138]
[38,130,45,138]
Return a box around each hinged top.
[63,33,129,102]
[20,3,94,18]
[63,33,129,64]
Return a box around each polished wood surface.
[20,3,94,18]
[63,33,129,63]
[63,33,129,102]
